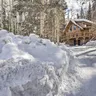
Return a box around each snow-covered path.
[75,47,96,57]
[76,67,96,96]
[70,46,96,96]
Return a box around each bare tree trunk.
[9,0,14,32]
[54,8,60,44]
[11,0,14,32]
[40,11,45,37]
[1,0,4,29]
[10,0,14,32]
[8,10,11,31]
[52,17,54,42]
[16,12,19,34]
[18,12,23,35]
[40,0,45,37]
[9,0,12,31]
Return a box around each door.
[78,40,81,45]
[74,39,76,46]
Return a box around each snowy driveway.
[69,46,96,96]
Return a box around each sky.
[66,0,80,9]
[65,0,89,19]
[65,0,80,19]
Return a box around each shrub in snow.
[22,36,31,44]
[2,36,13,44]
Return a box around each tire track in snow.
[75,48,96,57]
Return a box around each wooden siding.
[61,20,96,45]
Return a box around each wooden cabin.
[61,19,96,46]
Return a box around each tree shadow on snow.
[78,57,96,68]
[67,75,96,96]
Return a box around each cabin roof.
[64,19,94,33]
[71,20,83,29]
[74,19,94,24]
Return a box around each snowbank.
[0,30,80,96]
[86,40,96,46]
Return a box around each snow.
[0,30,81,96]
[74,19,94,24]
[64,19,91,32]
[0,30,96,96]
[69,45,96,96]
[86,40,96,46]
[71,20,83,29]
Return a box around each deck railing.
[66,31,92,39]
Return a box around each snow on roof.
[74,19,94,24]
[64,19,95,32]
[71,20,83,29]
[63,19,83,32]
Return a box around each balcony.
[83,26,92,29]
[66,31,93,39]
[66,31,83,39]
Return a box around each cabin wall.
[62,22,94,46]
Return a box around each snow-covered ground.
[69,44,96,96]
[0,30,96,96]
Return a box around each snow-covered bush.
[2,36,13,44]
[22,36,31,44]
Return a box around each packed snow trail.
[75,65,96,96]
[75,47,96,57]
[69,45,96,96]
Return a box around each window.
[70,26,72,32]
[84,24,87,27]
[74,26,76,30]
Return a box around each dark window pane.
[74,26,76,30]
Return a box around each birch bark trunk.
[54,8,60,44]
[40,0,45,37]
[1,0,4,29]
[9,0,14,32]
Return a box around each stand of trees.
[2,0,96,43]
[76,0,96,21]
[0,0,67,43]
[92,0,96,20]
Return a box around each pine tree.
[87,2,91,20]
[80,7,85,18]
[12,0,67,44]
[77,13,80,19]
[92,0,96,11]
[92,0,96,20]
